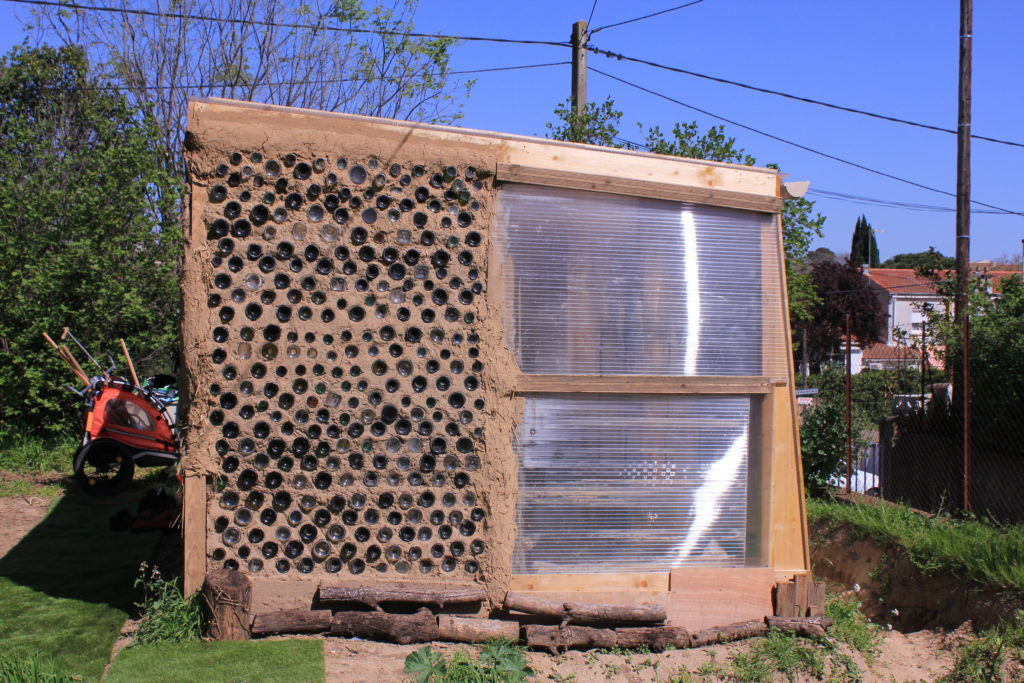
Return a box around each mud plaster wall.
[182,103,520,606]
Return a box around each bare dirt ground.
[0,489,53,559]
[322,628,954,682]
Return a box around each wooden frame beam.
[496,163,783,214]
[515,375,771,395]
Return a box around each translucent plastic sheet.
[494,184,788,379]
[512,394,756,573]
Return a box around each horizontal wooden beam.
[515,375,772,395]
[496,163,782,214]
[510,573,669,593]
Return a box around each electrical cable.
[588,44,1024,149]
[589,66,1024,216]
[808,188,1011,215]
[590,0,709,34]
[586,0,599,27]
[4,0,570,46]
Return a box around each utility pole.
[570,20,588,142]
[955,0,973,513]
[845,312,853,496]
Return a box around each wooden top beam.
[516,375,772,395]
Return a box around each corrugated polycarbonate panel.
[512,394,753,573]
[494,184,788,378]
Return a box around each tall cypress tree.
[850,215,880,267]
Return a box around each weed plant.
[824,592,883,661]
[0,653,79,682]
[942,612,1024,682]
[404,639,532,682]
[808,497,1024,592]
[132,563,202,644]
[0,435,76,474]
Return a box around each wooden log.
[318,583,486,610]
[331,607,439,644]
[766,616,833,637]
[437,615,520,643]
[203,568,251,641]
[250,609,332,636]
[614,626,690,651]
[524,624,616,655]
[504,592,666,625]
[689,620,768,647]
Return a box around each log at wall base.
[331,607,439,644]
[766,616,833,637]
[437,615,520,643]
[614,626,690,651]
[689,620,768,647]
[504,592,666,625]
[318,583,486,610]
[204,569,252,641]
[250,609,332,636]
[525,624,617,654]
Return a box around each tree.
[546,97,826,325]
[807,247,838,266]
[0,45,180,437]
[879,248,954,270]
[26,0,470,181]
[850,214,879,267]
[795,261,885,366]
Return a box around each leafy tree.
[807,246,838,266]
[850,214,879,267]
[795,261,885,366]
[0,45,180,438]
[800,380,867,491]
[879,247,955,270]
[545,97,826,324]
[26,0,470,181]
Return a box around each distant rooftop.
[864,267,1020,296]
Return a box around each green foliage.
[805,366,944,424]
[0,45,181,439]
[0,653,79,682]
[850,215,879,268]
[799,369,871,491]
[880,247,955,270]
[807,497,1024,591]
[942,613,1024,682]
[404,640,532,682]
[132,563,203,645]
[106,639,325,683]
[545,97,825,325]
[0,433,77,473]
[824,592,883,661]
[728,630,827,682]
[796,260,886,364]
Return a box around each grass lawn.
[808,495,1024,592]
[106,640,325,683]
[0,487,159,680]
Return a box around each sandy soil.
[322,628,955,682]
[0,492,53,559]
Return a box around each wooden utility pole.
[955,0,972,512]
[571,20,588,141]
[845,312,853,495]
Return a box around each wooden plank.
[509,573,669,593]
[793,574,809,618]
[188,98,780,201]
[768,383,807,572]
[515,375,771,395]
[807,582,827,618]
[666,568,774,632]
[774,581,796,618]
[496,163,782,214]
[182,472,207,596]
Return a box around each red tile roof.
[862,344,922,360]
[865,268,1020,296]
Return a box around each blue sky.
[2,0,1022,262]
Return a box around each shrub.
[132,563,202,645]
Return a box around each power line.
[4,0,569,47]
[589,66,1024,217]
[588,44,1024,149]
[586,0,600,27]
[808,188,1012,215]
[80,61,568,92]
[590,0,710,34]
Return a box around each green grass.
[940,613,1024,682]
[0,434,77,474]
[808,496,1024,592]
[106,640,325,683]
[824,592,883,662]
[0,652,79,682]
[0,476,66,498]
[0,487,159,680]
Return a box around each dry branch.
[524,624,616,654]
[318,583,486,610]
[331,607,439,644]
[437,615,520,643]
[250,609,332,636]
[504,592,665,626]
